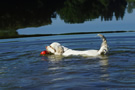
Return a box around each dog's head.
[46,42,64,55]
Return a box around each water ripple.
[0,34,135,89]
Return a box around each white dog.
[46,34,108,57]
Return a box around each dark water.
[0,33,135,89]
[0,0,135,89]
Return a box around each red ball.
[40,50,48,55]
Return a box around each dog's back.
[63,34,108,56]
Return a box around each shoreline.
[0,30,135,39]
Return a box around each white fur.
[46,34,108,57]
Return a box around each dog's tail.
[97,34,108,55]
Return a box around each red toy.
[40,50,49,55]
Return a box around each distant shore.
[1,30,134,39]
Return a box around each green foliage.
[127,0,135,13]
[0,30,19,38]
[57,0,127,23]
[0,0,65,31]
[0,0,134,39]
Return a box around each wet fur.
[46,34,108,57]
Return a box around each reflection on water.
[0,0,135,38]
[57,0,127,23]
[44,54,108,64]
[0,1,135,89]
[127,0,135,13]
[0,33,135,89]
[44,54,110,88]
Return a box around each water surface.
[0,0,135,89]
[0,32,135,89]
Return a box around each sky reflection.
[18,9,135,35]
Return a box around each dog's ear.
[55,45,64,55]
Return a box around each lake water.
[0,0,135,89]
[0,33,135,90]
